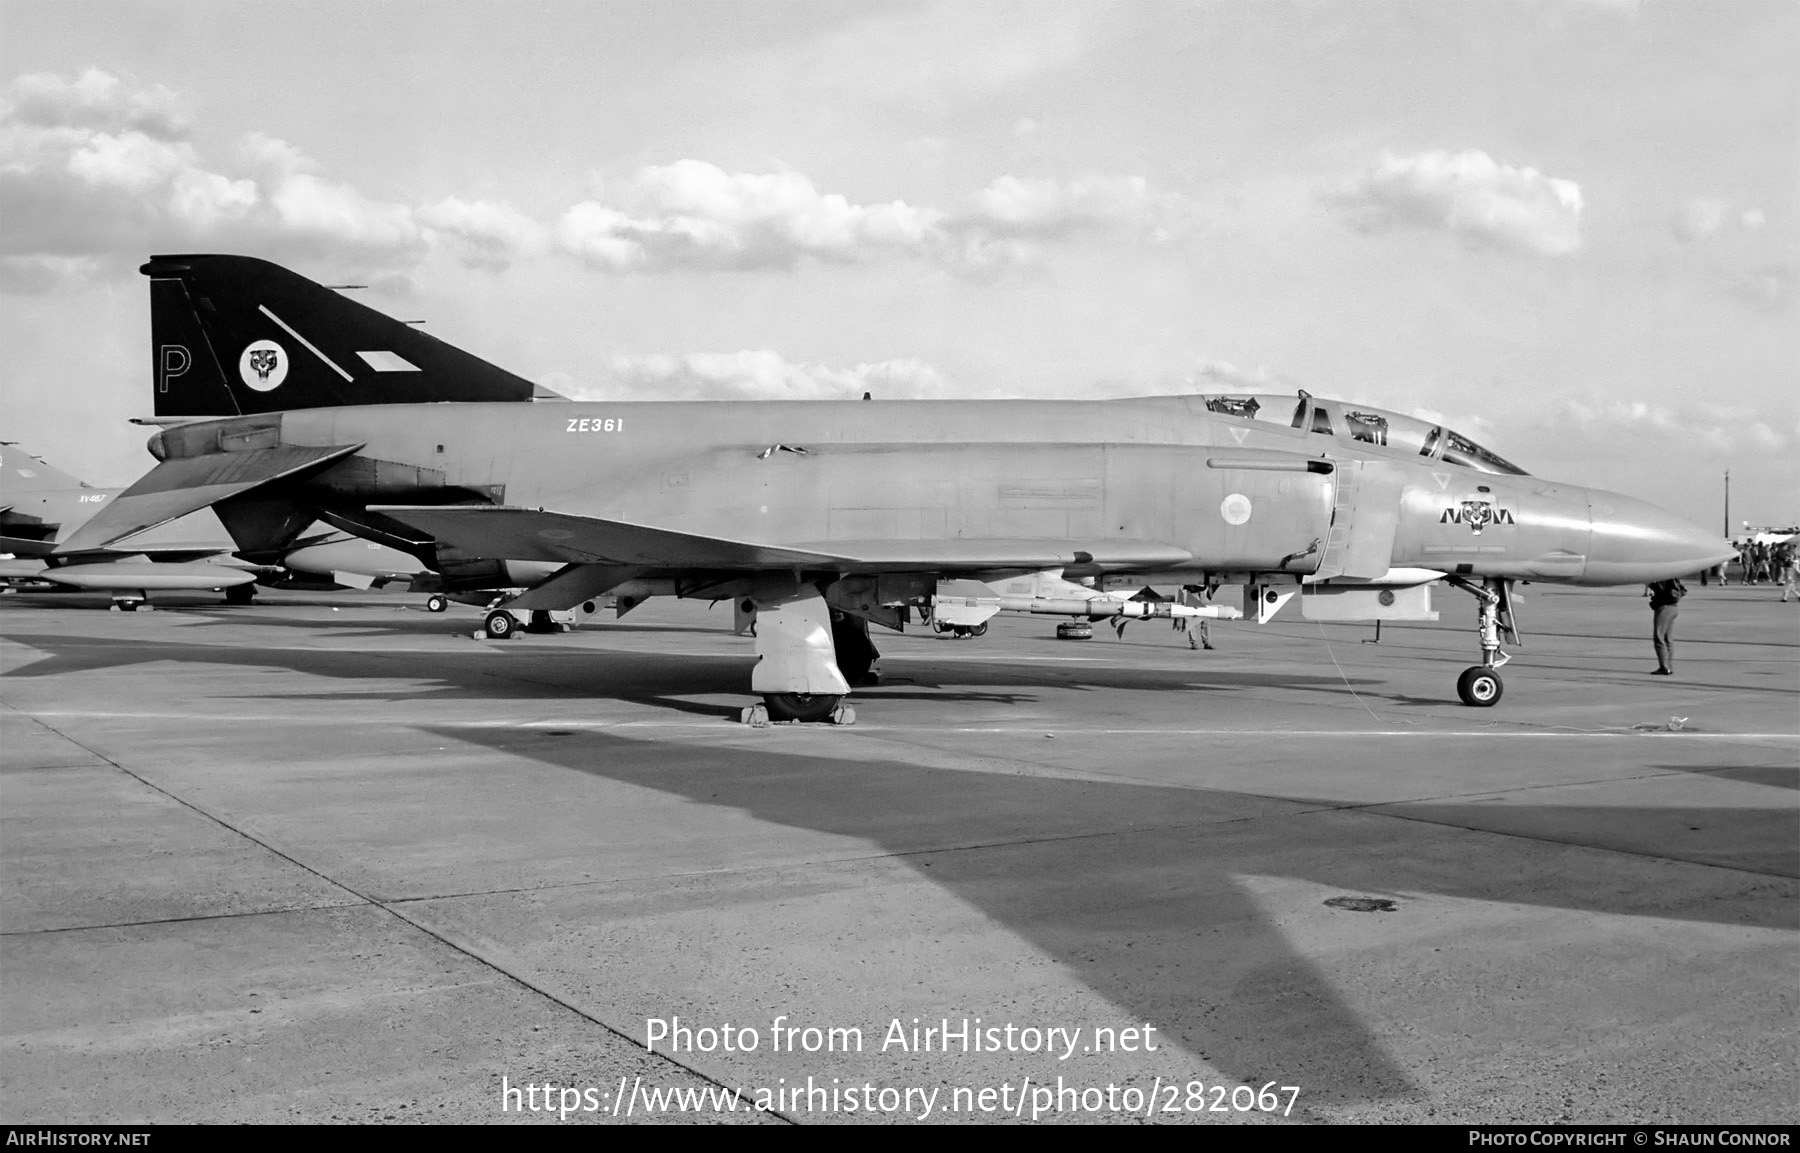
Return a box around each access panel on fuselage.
[1104,446,1336,573]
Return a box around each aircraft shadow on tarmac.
[1647,761,1799,793]
[0,630,1383,713]
[0,595,735,639]
[414,723,1798,1113]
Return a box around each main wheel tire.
[971,622,988,637]
[426,594,448,613]
[762,693,843,723]
[1457,665,1503,707]
[225,584,255,606]
[484,609,517,639]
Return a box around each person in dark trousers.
[1176,584,1216,649]
[1646,578,1686,675]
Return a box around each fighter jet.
[0,441,463,608]
[0,442,265,606]
[61,254,1735,718]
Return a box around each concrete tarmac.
[2,582,1795,1124]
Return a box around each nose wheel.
[1456,665,1503,707]
[1446,576,1518,707]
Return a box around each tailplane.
[143,254,537,417]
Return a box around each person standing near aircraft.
[1177,585,1216,650]
[1646,578,1686,675]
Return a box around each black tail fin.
[143,254,537,417]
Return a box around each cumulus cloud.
[1193,361,1331,401]
[363,271,423,301]
[417,197,549,269]
[0,254,107,294]
[1553,398,1789,456]
[557,350,957,402]
[1,117,261,259]
[1671,197,1767,243]
[555,159,1196,275]
[269,172,423,255]
[6,68,190,139]
[1332,149,1584,256]
[963,174,1185,244]
[1197,361,1278,391]
[556,160,942,272]
[3,70,1204,288]
[0,70,549,280]
[1726,265,1794,312]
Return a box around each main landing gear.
[480,608,564,639]
[739,582,857,725]
[1446,576,1517,707]
[930,618,987,638]
[760,693,844,724]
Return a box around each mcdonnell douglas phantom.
[58,255,1734,720]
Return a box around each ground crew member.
[1646,578,1686,675]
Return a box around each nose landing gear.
[1456,665,1504,707]
[1446,576,1518,707]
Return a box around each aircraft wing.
[1,534,56,558]
[54,444,363,555]
[375,505,1193,574]
[374,506,844,569]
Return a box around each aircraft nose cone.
[1582,490,1736,585]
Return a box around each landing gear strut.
[1446,576,1517,707]
[830,611,881,687]
[743,581,853,724]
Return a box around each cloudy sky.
[2,0,1794,529]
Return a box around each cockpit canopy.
[1200,392,1528,476]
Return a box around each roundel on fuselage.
[239,340,288,392]
[1220,493,1253,526]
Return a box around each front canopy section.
[1200,391,1528,476]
